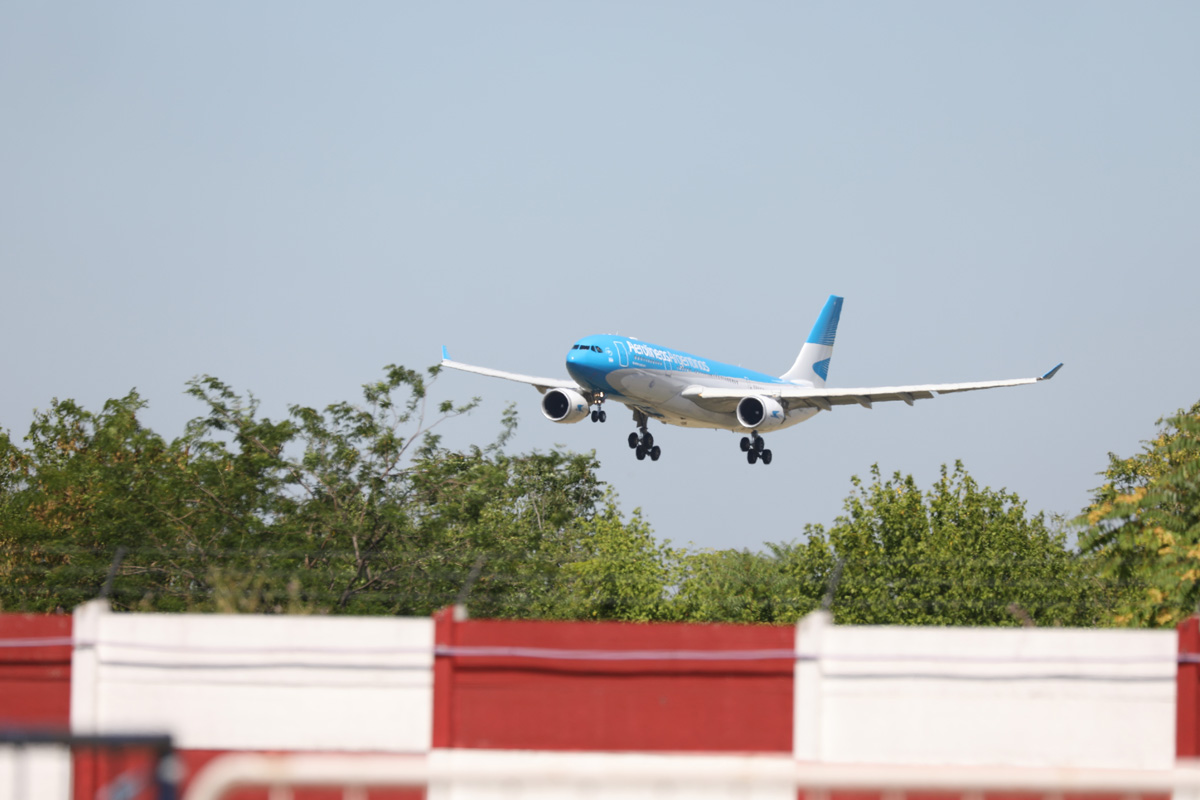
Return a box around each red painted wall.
[1179,616,1200,757]
[0,613,72,729]
[433,610,795,752]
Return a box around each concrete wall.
[3,604,1192,798]
[70,600,434,753]
[794,610,1177,769]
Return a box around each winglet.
[441,345,450,362]
[1040,362,1063,381]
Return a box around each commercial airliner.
[440,295,1061,466]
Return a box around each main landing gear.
[628,409,661,462]
[740,433,773,466]
[589,392,607,423]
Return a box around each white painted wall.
[426,750,797,800]
[71,600,434,752]
[0,745,71,800]
[794,611,1177,769]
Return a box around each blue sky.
[3,3,1197,552]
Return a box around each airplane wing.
[440,346,579,395]
[682,363,1063,413]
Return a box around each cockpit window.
[592,346,602,353]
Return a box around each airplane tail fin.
[781,295,843,386]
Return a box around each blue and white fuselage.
[565,335,820,432]
[441,295,1060,465]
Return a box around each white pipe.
[183,753,1200,800]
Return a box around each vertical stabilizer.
[781,295,843,386]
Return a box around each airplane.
[440,295,1062,466]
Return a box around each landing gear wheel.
[589,393,608,424]
[632,430,658,462]
[741,433,767,461]
[630,409,660,463]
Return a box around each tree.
[661,462,1102,627]
[547,498,672,622]
[187,366,479,615]
[1079,401,1200,627]
[0,367,664,617]
[809,462,1103,626]
[668,537,831,624]
[2,392,190,611]
[403,446,622,618]
[0,385,311,612]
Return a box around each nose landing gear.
[628,410,661,462]
[589,392,607,423]
[740,433,772,465]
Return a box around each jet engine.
[541,388,591,423]
[736,395,787,430]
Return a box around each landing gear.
[635,443,661,461]
[740,433,772,465]
[589,392,607,423]
[629,410,661,462]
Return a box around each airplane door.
[614,341,630,367]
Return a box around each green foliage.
[669,537,831,623]
[1079,401,1200,627]
[0,391,213,612]
[820,462,1105,626]
[664,463,1104,627]
[0,368,657,616]
[550,500,671,622]
[403,446,619,618]
[0,371,1113,626]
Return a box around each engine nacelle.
[736,395,787,430]
[541,387,591,424]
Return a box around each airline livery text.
[626,341,711,373]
